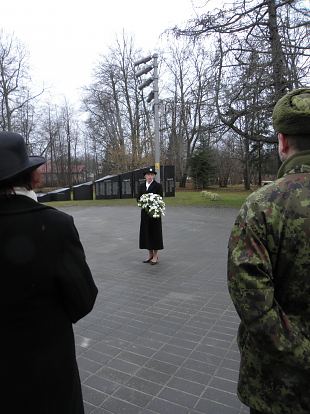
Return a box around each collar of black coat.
[277,150,310,179]
[146,180,155,189]
[0,194,51,215]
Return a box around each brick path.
[63,205,250,414]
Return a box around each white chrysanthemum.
[138,193,166,218]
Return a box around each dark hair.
[0,169,34,196]
[286,135,310,152]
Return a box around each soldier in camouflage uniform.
[227,88,310,414]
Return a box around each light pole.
[134,54,160,183]
[152,54,160,183]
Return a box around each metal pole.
[153,53,160,183]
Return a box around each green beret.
[272,88,310,135]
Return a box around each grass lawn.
[43,187,253,209]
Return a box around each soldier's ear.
[278,133,290,158]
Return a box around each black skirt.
[139,209,163,250]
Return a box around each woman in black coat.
[137,167,164,264]
[0,132,98,414]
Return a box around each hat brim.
[143,170,157,176]
[0,156,46,182]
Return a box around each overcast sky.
[1,0,205,105]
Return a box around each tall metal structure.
[134,54,160,183]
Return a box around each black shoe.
[143,257,153,263]
[150,260,158,265]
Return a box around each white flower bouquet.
[138,193,165,218]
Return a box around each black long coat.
[137,180,164,250]
[0,195,98,414]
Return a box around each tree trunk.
[179,172,187,188]
[244,137,251,190]
[267,0,287,100]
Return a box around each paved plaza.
[63,205,250,414]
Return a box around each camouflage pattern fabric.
[227,150,310,414]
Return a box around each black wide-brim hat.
[0,132,46,182]
[143,167,157,176]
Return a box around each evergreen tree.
[189,149,216,189]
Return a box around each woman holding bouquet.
[137,167,164,265]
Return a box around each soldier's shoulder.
[247,174,309,205]
[246,179,283,206]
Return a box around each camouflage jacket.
[228,150,310,414]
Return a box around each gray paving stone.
[167,337,197,350]
[158,386,198,408]
[113,385,153,407]
[77,356,103,373]
[101,396,142,414]
[119,324,147,336]
[62,206,242,413]
[75,327,107,342]
[146,397,189,414]
[146,331,173,343]
[127,320,150,331]
[108,330,139,342]
[96,366,132,384]
[84,375,120,394]
[182,358,217,375]
[153,350,186,366]
[126,376,163,396]
[106,358,141,375]
[216,367,240,382]
[225,349,241,361]
[175,367,212,385]
[206,330,236,342]
[91,408,115,414]
[240,405,251,413]
[125,343,157,357]
[117,350,149,366]
[174,329,203,342]
[208,377,238,394]
[82,349,113,365]
[162,314,189,324]
[195,398,240,413]
[79,368,92,383]
[86,325,116,336]
[149,323,181,336]
[202,335,233,348]
[136,367,171,385]
[160,344,192,358]
[133,337,164,350]
[92,342,123,357]
[202,386,241,409]
[189,350,222,366]
[144,359,179,375]
[75,336,96,351]
[84,401,97,414]
[220,358,240,371]
[82,385,108,406]
[195,343,228,357]
[103,338,131,349]
[166,376,205,396]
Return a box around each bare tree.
[161,40,220,186]
[173,0,309,101]
[0,30,43,132]
[83,34,154,175]
[172,0,309,188]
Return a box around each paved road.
[62,205,250,414]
